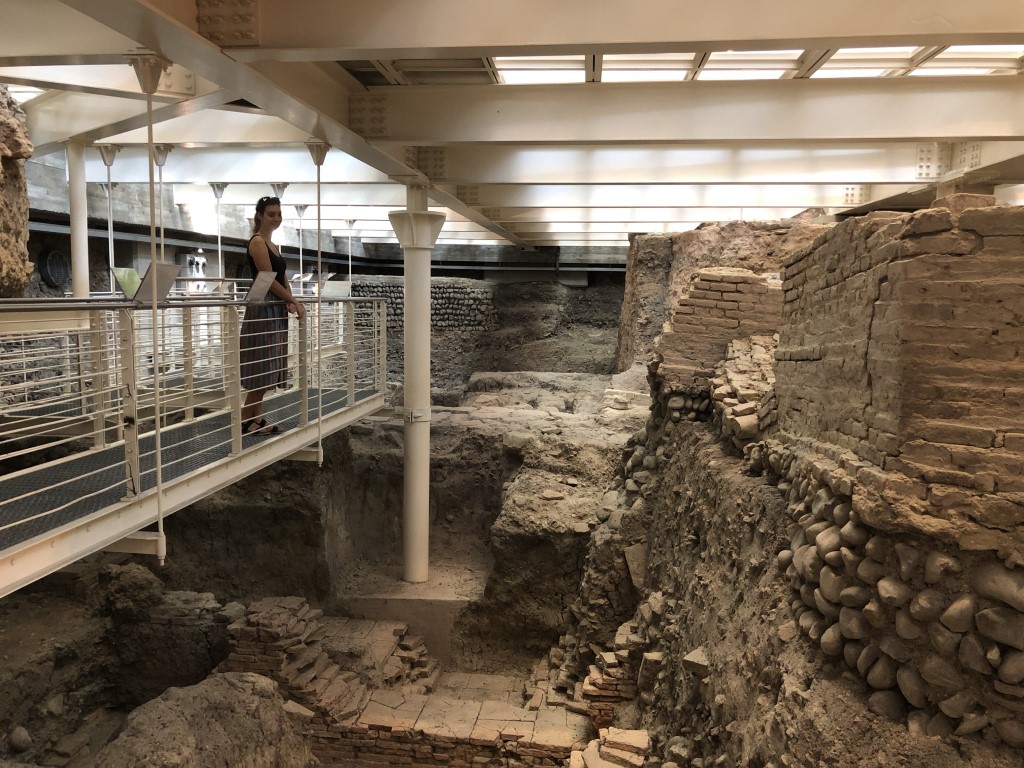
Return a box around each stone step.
[309,663,341,698]
[398,634,425,652]
[411,658,438,682]
[318,671,361,711]
[330,683,369,722]
[293,651,331,689]
[282,643,318,675]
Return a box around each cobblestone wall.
[352,275,499,332]
[747,194,1024,748]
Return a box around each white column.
[389,187,445,583]
[66,139,90,298]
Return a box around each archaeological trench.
[3,100,1024,768]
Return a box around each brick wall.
[775,197,1024,550]
[653,267,782,393]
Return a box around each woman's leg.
[242,388,267,424]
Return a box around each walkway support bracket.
[103,530,166,557]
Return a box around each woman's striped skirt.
[240,301,288,391]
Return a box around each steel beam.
[225,0,1024,60]
[362,77,1024,144]
[447,183,914,208]
[31,90,239,156]
[439,144,928,184]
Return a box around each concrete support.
[66,139,90,298]
[389,187,445,583]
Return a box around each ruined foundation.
[3,199,1024,768]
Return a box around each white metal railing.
[0,295,387,553]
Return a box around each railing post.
[118,308,140,498]
[182,305,195,421]
[298,312,309,426]
[72,325,88,421]
[346,300,356,405]
[290,310,301,391]
[377,300,387,394]
[89,310,110,449]
[224,305,242,454]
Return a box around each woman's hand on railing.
[287,300,306,320]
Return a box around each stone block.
[915,421,997,449]
[900,208,954,236]
[931,194,997,213]
[958,206,1024,235]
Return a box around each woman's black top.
[246,235,287,289]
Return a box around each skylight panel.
[811,68,888,79]
[697,69,786,81]
[602,53,694,83]
[603,69,691,83]
[698,49,799,80]
[495,56,585,85]
[908,68,998,77]
[830,47,917,69]
[707,49,803,66]
[927,45,1024,73]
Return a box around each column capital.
[388,210,446,248]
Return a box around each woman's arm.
[249,236,305,319]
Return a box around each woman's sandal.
[242,418,282,436]
[255,418,282,434]
[242,418,264,436]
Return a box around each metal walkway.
[0,295,388,597]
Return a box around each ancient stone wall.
[774,197,1024,552]
[0,85,34,297]
[551,205,1024,764]
[732,196,1024,749]
[352,275,499,332]
[654,267,782,394]
[219,597,592,767]
[710,334,777,451]
[616,234,674,373]
[615,222,825,373]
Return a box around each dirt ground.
[5,269,1020,767]
[0,277,630,765]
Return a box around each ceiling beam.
[787,48,836,79]
[0,74,172,103]
[220,0,1024,61]
[84,147,390,184]
[32,90,239,156]
[439,183,914,208]
[372,59,411,86]
[481,207,813,222]
[357,77,1024,144]
[57,0,521,245]
[438,144,929,184]
[56,0,420,178]
[686,52,709,81]
[888,45,947,76]
[0,54,141,67]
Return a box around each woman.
[239,195,306,435]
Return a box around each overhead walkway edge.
[0,393,384,598]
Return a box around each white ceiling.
[3,0,1024,250]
